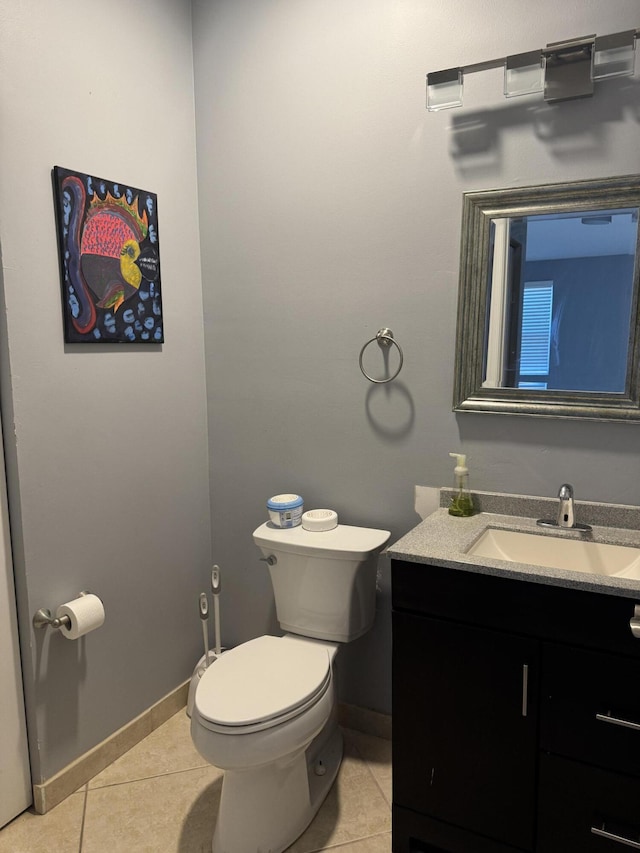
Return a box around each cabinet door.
[393,612,539,851]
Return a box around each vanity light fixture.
[426,27,637,111]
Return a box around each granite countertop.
[387,495,640,599]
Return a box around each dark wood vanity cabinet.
[391,559,640,853]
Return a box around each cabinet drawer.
[541,643,640,777]
[538,754,640,852]
[392,560,640,659]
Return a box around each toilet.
[190,519,390,853]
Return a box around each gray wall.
[192,0,640,715]
[0,0,212,781]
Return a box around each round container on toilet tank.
[267,494,304,528]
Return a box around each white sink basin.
[467,528,640,580]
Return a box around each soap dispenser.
[448,452,474,517]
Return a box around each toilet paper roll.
[56,593,105,640]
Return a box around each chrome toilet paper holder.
[33,590,91,631]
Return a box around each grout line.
[346,733,392,809]
[86,762,216,792]
[314,830,392,850]
[78,785,88,852]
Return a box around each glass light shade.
[593,30,636,80]
[504,51,544,98]
[426,68,463,112]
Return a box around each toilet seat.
[194,635,332,735]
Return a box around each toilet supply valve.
[260,555,277,566]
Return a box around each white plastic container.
[302,509,338,531]
[267,494,304,528]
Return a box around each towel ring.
[359,328,404,384]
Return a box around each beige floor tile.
[89,708,207,788]
[82,765,223,853]
[286,737,391,853]
[324,832,392,852]
[343,727,392,805]
[0,792,85,853]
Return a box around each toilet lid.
[195,636,331,728]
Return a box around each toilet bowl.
[191,519,390,853]
[191,634,341,853]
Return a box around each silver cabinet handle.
[521,664,529,717]
[631,604,640,639]
[596,712,640,732]
[591,826,640,849]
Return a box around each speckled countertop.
[387,491,640,600]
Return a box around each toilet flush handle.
[260,555,277,566]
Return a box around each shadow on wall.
[360,329,415,441]
[365,382,415,441]
[448,77,640,180]
[35,631,84,783]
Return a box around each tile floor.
[0,710,392,853]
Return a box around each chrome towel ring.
[359,328,404,384]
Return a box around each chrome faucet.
[537,483,592,532]
[557,483,575,528]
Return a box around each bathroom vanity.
[389,495,640,853]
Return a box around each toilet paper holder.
[33,590,91,631]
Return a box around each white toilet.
[190,519,390,853]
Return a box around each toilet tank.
[253,522,390,643]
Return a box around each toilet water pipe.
[212,565,222,656]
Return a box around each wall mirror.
[453,175,640,420]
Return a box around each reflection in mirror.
[484,208,638,393]
[454,176,640,420]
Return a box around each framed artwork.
[52,166,164,343]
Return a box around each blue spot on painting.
[154,326,163,341]
[126,188,133,204]
[146,196,154,216]
[87,177,93,195]
[148,225,157,244]
[139,289,149,301]
[124,326,136,341]
[68,292,80,318]
[152,299,161,316]
[93,328,101,340]
[134,320,142,332]
[141,331,150,341]
[113,184,121,198]
[122,309,135,324]
[104,313,116,334]
[137,302,145,317]
[144,317,154,330]
[63,191,71,224]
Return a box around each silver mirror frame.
[453,175,640,421]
